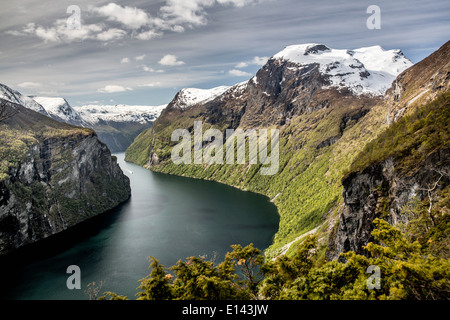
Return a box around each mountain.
[32,96,88,127]
[0,84,164,153]
[271,43,412,96]
[0,84,49,116]
[169,86,231,110]
[74,104,166,153]
[125,41,449,263]
[74,104,165,125]
[0,98,131,255]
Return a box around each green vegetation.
[100,201,449,300]
[348,91,450,176]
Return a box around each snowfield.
[73,104,167,125]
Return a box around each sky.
[0,0,449,106]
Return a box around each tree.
[136,257,174,300]
[225,243,265,299]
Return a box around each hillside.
[124,42,429,257]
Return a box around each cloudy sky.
[1,0,449,106]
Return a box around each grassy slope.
[347,91,450,177]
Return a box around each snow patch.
[74,104,166,125]
[33,96,84,125]
[176,86,230,109]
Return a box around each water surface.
[0,153,279,300]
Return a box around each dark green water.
[0,153,279,300]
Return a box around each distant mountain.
[0,83,165,153]
[74,104,165,125]
[32,96,87,127]
[0,84,48,116]
[73,104,166,153]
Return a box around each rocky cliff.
[0,100,131,255]
[328,147,449,261]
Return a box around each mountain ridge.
[0,82,165,152]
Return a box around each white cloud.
[158,0,262,29]
[217,0,261,7]
[13,19,106,43]
[96,28,127,42]
[120,57,130,64]
[251,56,269,66]
[23,22,37,34]
[139,82,162,87]
[5,30,25,36]
[235,56,269,68]
[98,85,133,93]
[235,62,248,68]
[142,65,155,72]
[7,1,264,44]
[229,69,252,77]
[158,54,185,66]
[159,0,214,28]
[91,3,151,30]
[17,82,42,89]
[136,29,163,40]
[135,54,146,61]
[35,26,60,43]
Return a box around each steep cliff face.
[0,100,131,255]
[328,147,449,260]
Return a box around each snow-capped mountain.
[271,43,413,96]
[72,104,166,152]
[74,104,166,125]
[160,42,415,131]
[1,82,166,152]
[171,86,231,110]
[0,83,49,116]
[32,96,87,127]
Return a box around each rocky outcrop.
[327,147,449,261]
[0,101,131,255]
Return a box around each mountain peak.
[271,43,413,96]
[173,86,231,109]
[32,96,87,127]
[0,83,49,116]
